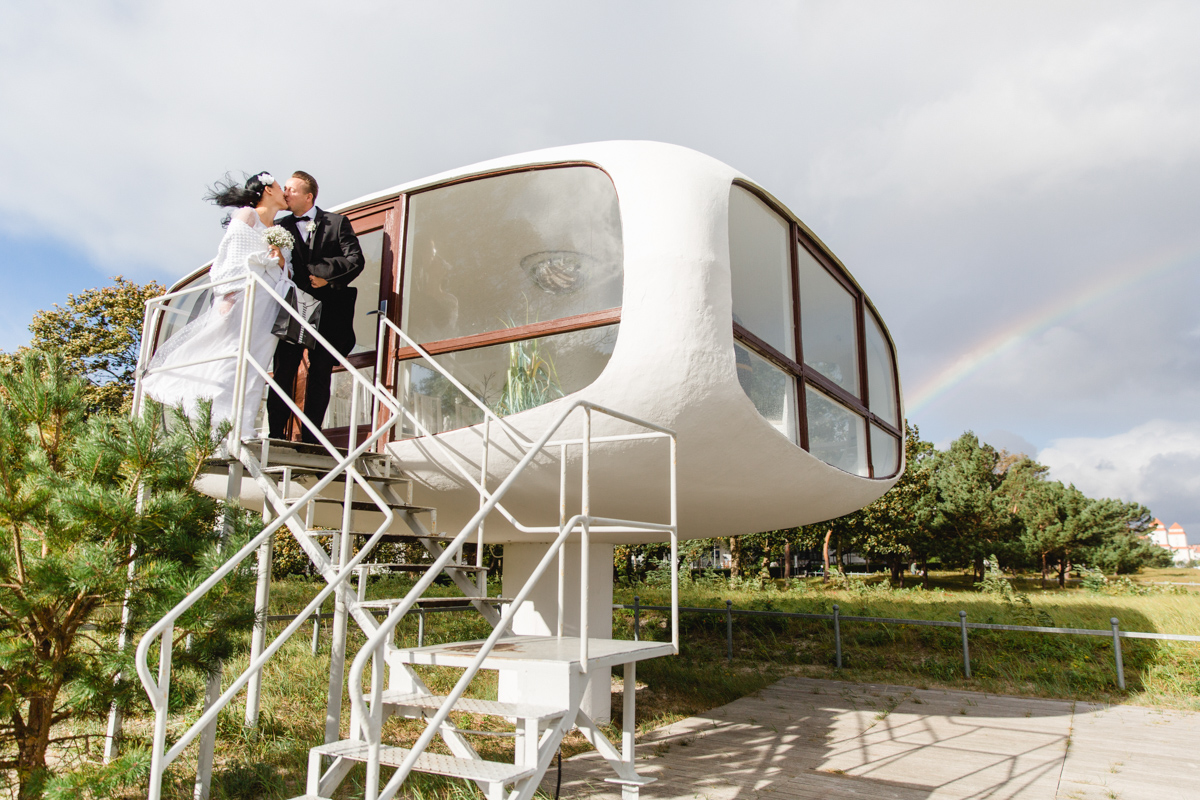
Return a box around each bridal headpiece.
[257,173,276,187]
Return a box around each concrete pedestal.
[500,542,614,724]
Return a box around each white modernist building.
[163,141,905,536]
[141,141,905,800]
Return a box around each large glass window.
[797,246,859,396]
[729,186,794,358]
[399,326,618,436]
[864,310,898,428]
[806,386,868,477]
[403,168,622,344]
[728,182,902,479]
[350,229,385,354]
[398,167,623,434]
[734,342,798,443]
[152,273,211,350]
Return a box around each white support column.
[499,542,614,723]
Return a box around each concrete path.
[546,677,1200,800]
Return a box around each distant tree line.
[618,425,1169,588]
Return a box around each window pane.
[322,366,374,429]
[403,168,623,344]
[798,246,859,395]
[734,342,798,443]
[728,186,794,359]
[805,385,868,476]
[350,229,384,355]
[870,423,899,478]
[399,325,619,436]
[154,274,212,352]
[864,310,898,428]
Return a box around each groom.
[267,170,365,442]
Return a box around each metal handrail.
[380,315,532,447]
[136,270,409,799]
[347,399,677,800]
[137,268,679,800]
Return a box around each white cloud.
[1039,420,1200,527]
[807,6,1200,211]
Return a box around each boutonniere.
[306,220,318,236]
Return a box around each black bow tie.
[296,215,311,222]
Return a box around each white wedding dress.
[143,208,293,435]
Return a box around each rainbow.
[905,237,1200,415]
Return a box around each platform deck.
[392,635,676,671]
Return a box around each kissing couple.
[142,170,364,443]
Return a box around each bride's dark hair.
[205,171,274,208]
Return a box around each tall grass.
[73,571,1200,799]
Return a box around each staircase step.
[357,562,486,574]
[311,497,434,514]
[305,529,456,543]
[263,465,412,486]
[313,739,535,785]
[357,596,509,609]
[381,691,567,722]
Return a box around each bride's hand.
[218,293,236,314]
[268,245,284,267]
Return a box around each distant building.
[1146,519,1200,566]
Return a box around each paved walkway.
[547,677,1200,800]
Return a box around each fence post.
[833,604,842,669]
[725,600,733,663]
[1111,617,1125,690]
[633,595,640,642]
[311,614,320,656]
[959,611,971,678]
[418,607,425,648]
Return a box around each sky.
[2,2,1198,535]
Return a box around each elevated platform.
[392,635,675,672]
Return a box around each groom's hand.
[309,276,329,288]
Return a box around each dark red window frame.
[731,181,902,479]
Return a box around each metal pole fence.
[959,611,971,678]
[614,601,1200,689]
[833,604,842,669]
[725,600,733,663]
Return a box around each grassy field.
[72,568,1200,799]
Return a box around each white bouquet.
[263,225,295,251]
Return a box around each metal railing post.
[959,610,971,678]
[833,604,842,669]
[633,595,640,642]
[418,607,425,648]
[726,600,733,662]
[311,614,320,656]
[1111,617,1125,690]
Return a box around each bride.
[142,172,294,436]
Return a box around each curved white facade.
[362,142,903,543]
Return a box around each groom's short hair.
[292,171,319,201]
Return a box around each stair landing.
[393,635,675,671]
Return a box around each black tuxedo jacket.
[279,208,365,355]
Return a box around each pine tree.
[0,351,253,799]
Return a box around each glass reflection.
[798,246,859,396]
[870,423,899,478]
[322,367,374,429]
[734,342,798,443]
[399,325,619,436]
[805,385,868,476]
[728,186,794,359]
[402,168,623,344]
[153,274,212,351]
[350,229,384,355]
[865,311,898,428]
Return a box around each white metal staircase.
[125,272,678,800]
